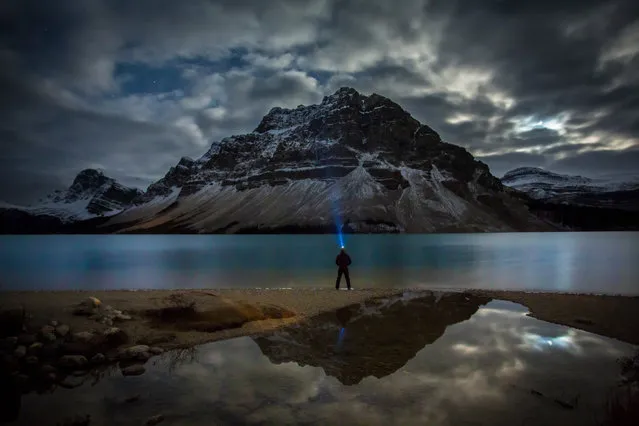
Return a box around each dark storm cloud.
[549,147,639,176]
[1,0,638,203]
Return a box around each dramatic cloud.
[0,0,638,202]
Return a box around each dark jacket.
[336,252,352,269]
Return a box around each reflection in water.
[254,292,492,385]
[5,294,638,426]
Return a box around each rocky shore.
[1,288,639,425]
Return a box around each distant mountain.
[97,87,553,234]
[502,167,639,211]
[0,169,141,232]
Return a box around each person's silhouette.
[335,247,352,290]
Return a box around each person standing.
[335,247,352,290]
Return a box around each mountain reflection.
[253,291,492,385]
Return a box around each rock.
[25,355,38,365]
[90,353,105,364]
[145,414,165,426]
[41,332,57,343]
[103,327,128,347]
[120,345,151,361]
[46,372,57,382]
[14,345,26,358]
[149,347,164,355]
[41,325,55,335]
[73,332,95,343]
[115,314,132,321]
[124,394,141,403]
[18,334,37,346]
[41,364,57,375]
[58,355,88,369]
[121,364,146,376]
[58,375,85,389]
[28,342,43,355]
[55,324,70,337]
[50,320,59,327]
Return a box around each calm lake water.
[1,232,638,294]
[6,296,636,426]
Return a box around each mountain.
[94,87,553,234]
[253,291,492,385]
[0,169,141,232]
[501,167,639,230]
[502,167,639,210]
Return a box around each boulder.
[73,297,101,316]
[149,347,164,355]
[119,345,151,361]
[103,328,128,347]
[121,364,146,376]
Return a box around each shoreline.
[2,288,639,347]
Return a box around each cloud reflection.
[11,297,637,426]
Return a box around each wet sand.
[2,288,639,348]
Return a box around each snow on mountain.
[2,169,142,223]
[101,87,553,233]
[501,167,639,210]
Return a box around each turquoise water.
[1,232,638,293]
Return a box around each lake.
[1,232,638,294]
[5,296,637,425]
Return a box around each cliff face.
[102,87,552,234]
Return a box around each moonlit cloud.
[0,0,638,203]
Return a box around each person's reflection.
[335,306,353,351]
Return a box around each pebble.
[41,332,57,343]
[41,364,57,374]
[25,355,39,365]
[58,355,88,369]
[91,353,105,364]
[28,342,43,356]
[41,325,55,335]
[55,324,70,337]
[145,414,165,426]
[6,336,18,345]
[14,345,26,358]
[50,320,59,327]
[73,332,95,343]
[121,364,146,376]
[103,327,128,346]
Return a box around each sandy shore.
[3,288,639,347]
[2,288,639,349]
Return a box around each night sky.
[1,0,638,204]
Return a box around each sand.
[2,288,639,348]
